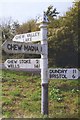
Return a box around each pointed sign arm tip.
[1,40,7,48]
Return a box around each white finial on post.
[36,11,48,24]
[37,12,48,115]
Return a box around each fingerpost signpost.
[2,12,49,115]
[2,12,79,116]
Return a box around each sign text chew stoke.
[4,59,41,69]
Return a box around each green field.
[0,69,80,118]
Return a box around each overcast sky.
[0,0,74,24]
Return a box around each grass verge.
[1,69,80,118]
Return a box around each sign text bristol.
[48,68,79,79]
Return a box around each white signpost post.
[2,40,43,54]
[37,12,49,115]
[2,12,79,117]
[13,31,41,43]
[4,59,41,69]
[48,68,79,80]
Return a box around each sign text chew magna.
[4,59,41,69]
[13,31,41,43]
[48,68,79,79]
[2,40,43,54]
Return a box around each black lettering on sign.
[30,46,35,51]
[25,37,31,42]
[72,75,75,79]
[8,64,19,68]
[13,44,22,50]
[24,45,28,51]
[34,32,38,37]
[22,35,25,38]
[7,60,17,64]
[34,64,40,68]
[17,45,22,50]
[29,59,31,64]
[14,44,18,50]
[7,60,13,63]
[24,45,39,52]
[34,60,40,68]
[7,44,12,50]
[27,33,31,37]
[8,64,12,68]
[7,44,22,51]
[37,32,40,36]
[14,60,17,63]
[49,74,56,78]
[15,35,21,39]
[61,74,67,78]
[49,73,67,79]
[49,69,67,74]
[27,32,36,37]
[72,69,76,79]
[19,59,31,64]
[36,60,39,64]
[73,69,76,73]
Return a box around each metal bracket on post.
[36,12,48,115]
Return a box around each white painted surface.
[4,59,41,69]
[39,23,48,84]
[48,68,79,79]
[39,12,48,115]
[13,31,41,43]
[2,40,43,54]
